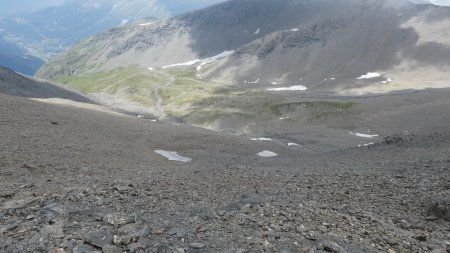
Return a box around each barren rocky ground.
[0,93,449,253]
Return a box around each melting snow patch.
[358,143,374,147]
[288,143,301,146]
[267,85,308,91]
[244,78,260,84]
[147,67,154,71]
[254,28,261,35]
[196,50,234,71]
[357,72,381,79]
[257,151,278,157]
[139,22,152,27]
[155,150,192,162]
[349,132,379,138]
[380,78,393,84]
[290,29,299,32]
[271,81,279,85]
[163,51,234,70]
[162,59,201,69]
[251,137,273,141]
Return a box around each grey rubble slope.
[0,93,449,253]
[0,67,92,103]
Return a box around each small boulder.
[429,191,450,221]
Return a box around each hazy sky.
[429,0,450,5]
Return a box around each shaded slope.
[204,1,450,91]
[0,66,92,103]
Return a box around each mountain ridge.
[37,0,450,94]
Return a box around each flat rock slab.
[0,197,37,210]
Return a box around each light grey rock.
[72,244,101,253]
[190,243,205,249]
[82,229,113,248]
[102,245,123,253]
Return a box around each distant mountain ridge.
[37,0,450,93]
[0,0,224,75]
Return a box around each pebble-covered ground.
[1,94,449,253]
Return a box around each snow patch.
[196,50,234,71]
[251,137,273,141]
[357,72,381,79]
[162,50,234,70]
[380,78,393,84]
[257,151,278,157]
[290,29,299,32]
[267,85,308,91]
[244,78,260,84]
[162,59,201,69]
[147,67,154,71]
[349,132,379,138]
[358,143,374,147]
[155,150,192,162]
[139,22,153,27]
[288,143,302,146]
[254,28,261,35]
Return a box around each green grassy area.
[52,65,361,130]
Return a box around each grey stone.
[83,229,113,248]
[104,212,134,226]
[127,242,142,253]
[102,245,123,253]
[190,243,205,249]
[322,241,346,253]
[73,244,101,253]
[0,197,37,210]
[138,225,151,238]
[429,192,450,221]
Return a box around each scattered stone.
[114,185,132,192]
[51,249,66,253]
[104,213,134,226]
[190,243,205,249]
[153,228,165,235]
[175,248,186,253]
[127,242,142,252]
[322,241,346,253]
[102,245,122,253]
[118,223,140,236]
[72,244,100,253]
